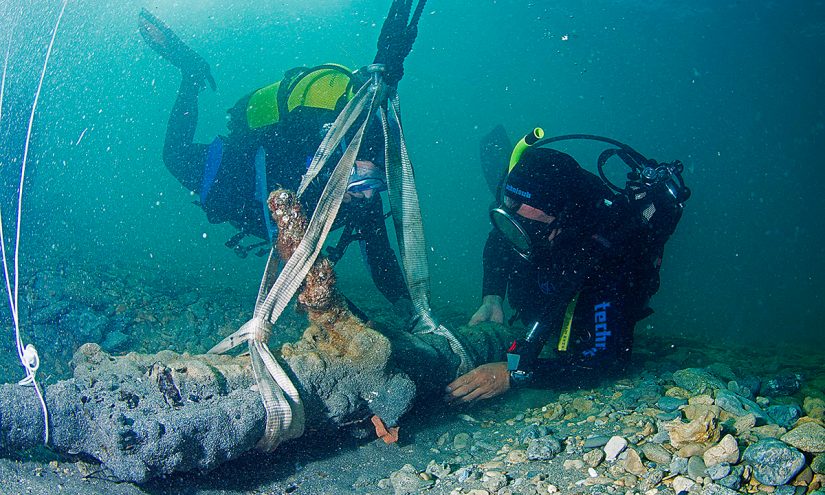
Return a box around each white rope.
[0,0,69,447]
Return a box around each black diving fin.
[480,124,512,198]
[138,8,216,91]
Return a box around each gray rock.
[687,455,707,480]
[717,464,744,490]
[743,438,806,486]
[425,460,451,479]
[715,389,749,416]
[760,372,802,397]
[642,442,673,465]
[615,379,661,408]
[521,424,550,444]
[657,396,688,412]
[768,404,802,429]
[651,429,671,443]
[673,368,726,394]
[705,462,731,480]
[781,421,825,453]
[583,435,611,449]
[656,410,682,421]
[773,486,798,495]
[482,471,508,492]
[737,395,770,425]
[390,464,433,495]
[527,435,562,460]
[670,456,689,475]
[640,469,665,491]
[812,453,825,474]
[604,436,628,461]
[738,376,761,397]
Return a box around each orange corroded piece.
[371,415,400,444]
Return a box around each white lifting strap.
[209,82,379,451]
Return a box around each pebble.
[507,449,528,463]
[389,464,434,495]
[453,432,471,450]
[657,410,682,421]
[701,483,741,495]
[624,448,646,476]
[583,435,611,449]
[734,413,757,434]
[658,396,688,412]
[584,448,605,467]
[715,389,749,416]
[703,434,740,467]
[673,368,726,394]
[812,454,825,474]
[672,475,696,494]
[526,436,562,460]
[780,421,825,453]
[666,410,721,448]
[805,397,825,420]
[604,436,628,461]
[760,371,802,397]
[743,438,806,486]
[436,432,450,446]
[641,442,672,465]
[563,459,585,470]
[752,424,788,439]
[670,456,689,475]
[706,462,731,480]
[481,471,508,492]
[425,460,451,479]
[768,404,802,429]
[718,467,744,491]
[687,455,707,480]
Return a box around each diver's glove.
[138,8,216,91]
[373,0,428,87]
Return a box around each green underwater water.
[0,0,823,384]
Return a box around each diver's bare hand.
[445,362,510,404]
[469,295,504,326]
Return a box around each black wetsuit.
[482,165,671,383]
[162,79,409,304]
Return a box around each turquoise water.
[1,0,823,376]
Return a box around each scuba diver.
[446,129,690,403]
[138,0,428,315]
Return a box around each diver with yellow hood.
[138,1,427,315]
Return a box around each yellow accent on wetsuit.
[557,293,579,352]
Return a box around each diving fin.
[138,8,216,91]
[480,124,512,198]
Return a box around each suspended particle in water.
[202,233,208,239]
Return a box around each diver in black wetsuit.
[446,132,690,403]
[138,1,428,312]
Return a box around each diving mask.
[490,202,555,261]
[347,160,387,194]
